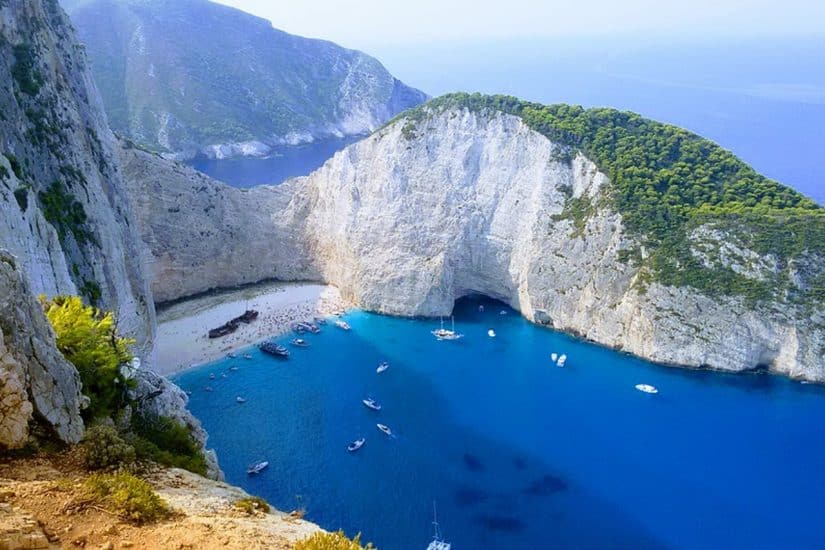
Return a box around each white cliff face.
[0,0,155,358]
[122,108,825,381]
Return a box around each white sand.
[152,282,348,375]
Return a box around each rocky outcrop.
[122,107,825,381]
[0,251,83,449]
[0,0,155,358]
[129,369,223,480]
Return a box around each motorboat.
[236,396,246,403]
[243,354,253,360]
[314,317,327,325]
[376,361,390,374]
[290,338,310,347]
[229,366,239,372]
[259,341,290,358]
[557,354,567,367]
[487,329,496,337]
[551,352,558,362]
[426,502,451,550]
[291,322,307,334]
[362,398,382,411]
[478,305,485,312]
[203,386,213,392]
[432,317,463,341]
[247,461,269,475]
[377,423,392,436]
[227,352,237,359]
[499,310,507,315]
[304,322,321,334]
[635,383,658,394]
[347,438,366,452]
[335,320,351,331]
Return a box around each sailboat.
[431,316,463,341]
[426,502,451,550]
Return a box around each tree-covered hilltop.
[394,93,824,308]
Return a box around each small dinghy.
[499,310,507,315]
[347,438,366,452]
[229,366,239,372]
[247,461,269,475]
[290,338,310,347]
[377,423,392,436]
[209,373,216,380]
[487,329,496,337]
[203,386,213,392]
[556,354,567,367]
[376,361,390,374]
[243,354,253,360]
[551,352,558,362]
[635,384,658,394]
[236,396,246,403]
[478,305,485,312]
[362,398,382,411]
[335,319,351,331]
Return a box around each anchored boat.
[432,316,463,341]
[426,502,451,550]
[362,398,382,411]
[376,361,390,373]
[247,461,269,475]
[347,438,366,452]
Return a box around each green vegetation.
[6,154,24,180]
[399,93,824,306]
[40,295,135,420]
[233,496,270,515]
[295,530,376,550]
[128,414,208,476]
[11,43,43,96]
[81,424,136,469]
[38,180,95,245]
[84,472,170,523]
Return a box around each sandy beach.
[152,281,348,375]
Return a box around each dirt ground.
[0,450,319,550]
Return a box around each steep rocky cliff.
[122,104,824,381]
[0,0,154,357]
[65,0,427,158]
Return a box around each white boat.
[377,423,392,436]
[478,305,485,312]
[426,502,451,550]
[635,383,658,394]
[335,319,351,331]
[557,354,567,367]
[432,317,463,341]
[376,361,390,373]
[551,352,558,362]
[236,396,246,403]
[347,438,366,452]
[209,373,216,380]
[243,353,253,360]
[229,366,239,372]
[487,329,496,337]
[204,386,213,392]
[499,310,507,315]
[247,461,269,475]
[290,338,310,347]
[227,352,237,359]
[362,398,382,411]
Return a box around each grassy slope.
[394,93,825,309]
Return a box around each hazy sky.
[213,0,825,50]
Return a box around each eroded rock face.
[0,0,155,359]
[0,251,83,449]
[122,107,825,381]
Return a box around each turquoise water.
[174,297,825,549]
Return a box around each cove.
[173,297,825,549]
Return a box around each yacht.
[376,361,390,374]
[432,317,463,341]
[259,341,290,358]
[377,423,392,436]
[335,319,351,331]
[291,322,307,334]
[557,354,567,367]
[247,461,269,475]
[362,398,382,411]
[635,383,658,394]
[426,503,451,550]
[347,438,366,452]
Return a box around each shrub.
[81,424,135,470]
[234,496,270,515]
[84,472,169,523]
[40,295,135,420]
[295,530,376,550]
[128,414,208,476]
[11,43,43,96]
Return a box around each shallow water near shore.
[174,297,825,549]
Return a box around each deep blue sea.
[174,297,825,549]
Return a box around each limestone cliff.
[122,107,825,381]
[0,0,154,357]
